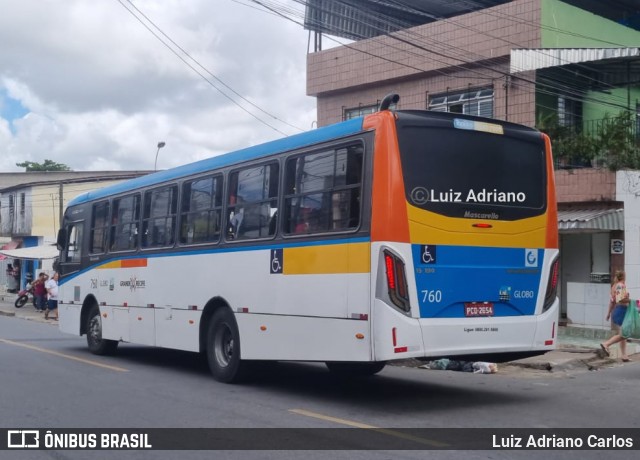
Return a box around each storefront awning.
[0,244,59,260]
[558,208,624,231]
[511,48,640,73]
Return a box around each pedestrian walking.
[601,270,630,361]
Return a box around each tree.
[16,159,72,171]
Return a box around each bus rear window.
[396,122,546,221]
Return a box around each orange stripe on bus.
[543,134,559,249]
[97,259,148,269]
[364,112,410,244]
[121,259,148,268]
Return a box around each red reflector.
[472,223,493,228]
[545,340,554,346]
[552,321,556,339]
[384,254,396,290]
[392,327,397,347]
[395,259,407,298]
[394,346,408,353]
[123,302,128,307]
[550,261,560,289]
[237,307,249,313]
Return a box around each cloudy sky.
[0,0,316,172]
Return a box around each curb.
[506,356,617,372]
[0,310,16,318]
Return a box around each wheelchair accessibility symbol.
[525,249,538,267]
[420,245,436,264]
[270,249,283,274]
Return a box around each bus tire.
[14,295,28,308]
[325,361,386,376]
[206,308,247,383]
[86,305,118,355]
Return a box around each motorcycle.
[15,283,36,309]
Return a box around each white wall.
[566,282,610,328]
[616,170,640,294]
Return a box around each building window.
[19,193,25,216]
[344,104,377,120]
[429,88,494,118]
[283,143,363,235]
[557,95,582,129]
[344,102,396,120]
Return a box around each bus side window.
[226,163,279,241]
[180,175,223,245]
[90,201,109,254]
[142,185,177,248]
[66,224,83,263]
[110,194,140,251]
[284,143,363,235]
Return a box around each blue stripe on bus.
[412,245,544,318]
[58,236,371,285]
[68,117,366,206]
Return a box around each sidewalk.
[0,293,636,372]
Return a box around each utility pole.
[58,182,63,233]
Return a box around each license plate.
[464,302,494,317]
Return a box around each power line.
[253,0,638,115]
[115,0,303,136]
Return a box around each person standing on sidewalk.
[32,272,48,312]
[601,270,630,362]
[44,272,59,321]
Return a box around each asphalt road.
[1,314,640,460]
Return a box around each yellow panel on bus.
[406,205,549,248]
[283,242,370,275]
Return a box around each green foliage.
[16,159,72,171]
[598,112,640,170]
[537,111,640,171]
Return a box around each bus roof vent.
[379,93,399,112]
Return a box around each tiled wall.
[555,169,616,202]
[566,282,610,329]
[307,0,542,126]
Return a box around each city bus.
[56,94,559,383]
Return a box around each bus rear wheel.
[325,361,386,377]
[86,305,118,355]
[206,308,248,383]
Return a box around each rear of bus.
[367,109,559,363]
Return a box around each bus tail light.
[543,257,560,312]
[383,250,410,312]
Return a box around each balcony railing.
[539,113,640,170]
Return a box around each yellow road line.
[0,338,129,372]
[289,409,449,448]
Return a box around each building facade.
[0,171,151,292]
[305,0,640,328]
